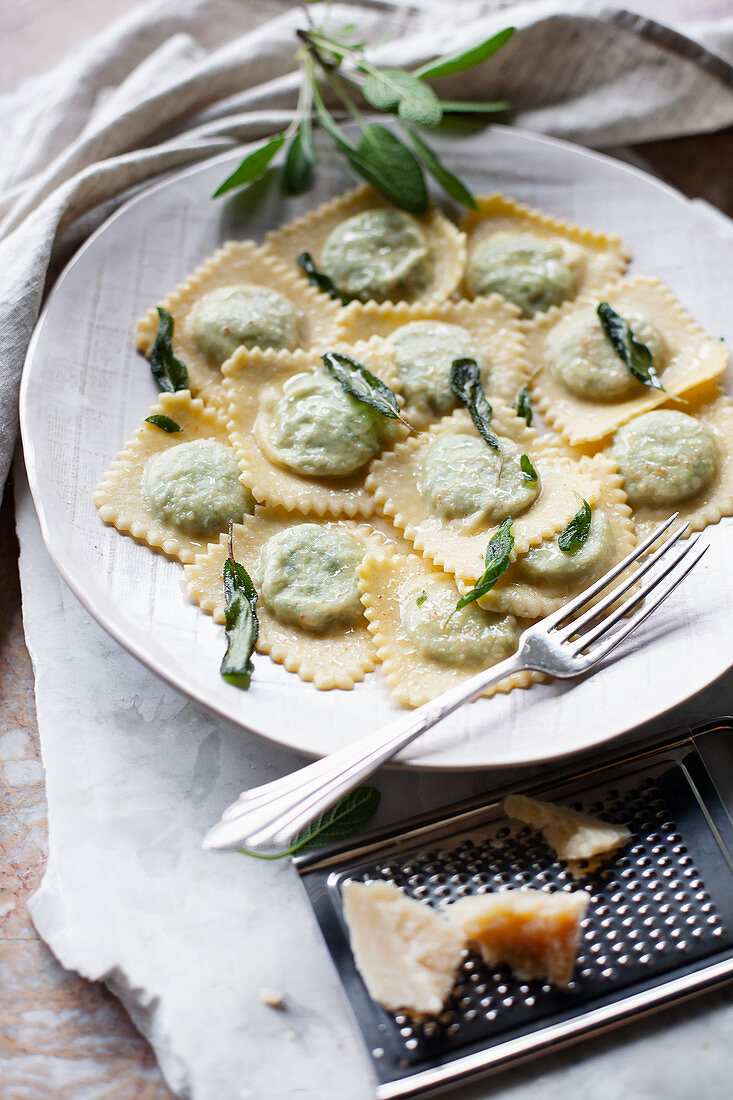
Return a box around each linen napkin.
[7,1,733,1097]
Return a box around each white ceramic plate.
[20,126,733,769]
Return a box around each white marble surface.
[17,461,733,1098]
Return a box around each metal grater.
[296,718,733,1099]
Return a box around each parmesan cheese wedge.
[503,793,631,862]
[341,881,466,1016]
[446,888,589,987]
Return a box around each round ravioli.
[259,524,365,631]
[546,305,667,401]
[321,208,433,303]
[610,410,717,507]
[260,369,383,477]
[400,577,521,666]
[419,434,541,522]
[387,320,487,419]
[142,438,253,536]
[187,284,301,362]
[466,232,581,318]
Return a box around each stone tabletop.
[0,1,731,1096]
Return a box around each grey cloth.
[1,0,732,495]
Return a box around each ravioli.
[94,390,252,563]
[334,295,528,428]
[460,193,629,316]
[366,406,603,586]
[526,276,730,446]
[606,396,733,539]
[358,550,539,708]
[185,514,389,689]
[135,240,342,405]
[222,340,404,518]
[265,183,466,307]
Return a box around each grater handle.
[202,651,525,854]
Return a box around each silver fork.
[203,515,707,856]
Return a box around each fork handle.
[202,651,525,855]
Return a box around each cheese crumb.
[446,888,589,987]
[341,880,465,1016]
[503,792,631,861]
[259,987,285,1010]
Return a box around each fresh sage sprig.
[297,251,352,304]
[145,414,182,433]
[558,498,592,554]
[514,384,533,427]
[597,302,668,396]
[322,350,415,430]
[240,785,381,860]
[150,307,189,393]
[220,527,259,690]
[214,16,514,211]
[455,518,514,611]
[449,358,501,457]
[520,453,538,483]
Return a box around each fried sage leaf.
[514,384,533,427]
[520,453,538,483]
[296,251,352,305]
[416,590,427,607]
[558,498,592,554]
[597,302,668,395]
[456,518,514,611]
[145,414,182,433]
[322,351,414,429]
[241,785,381,859]
[449,358,501,454]
[221,536,259,690]
[150,307,189,393]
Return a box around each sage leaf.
[284,125,317,193]
[290,785,381,853]
[449,358,501,454]
[348,124,428,214]
[221,550,259,690]
[520,453,538,483]
[213,134,286,197]
[414,27,515,79]
[297,251,352,305]
[150,307,189,393]
[558,498,592,554]
[416,590,427,607]
[240,785,381,860]
[322,351,414,429]
[514,384,533,427]
[362,69,443,127]
[405,128,477,208]
[597,302,668,395]
[456,518,514,611]
[145,414,182,433]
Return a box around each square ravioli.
[222,338,406,518]
[460,193,629,318]
[473,455,637,618]
[135,240,342,406]
[525,275,730,446]
[94,390,253,563]
[185,514,389,690]
[264,183,466,307]
[604,395,733,540]
[333,295,528,428]
[359,551,539,708]
[365,405,603,585]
